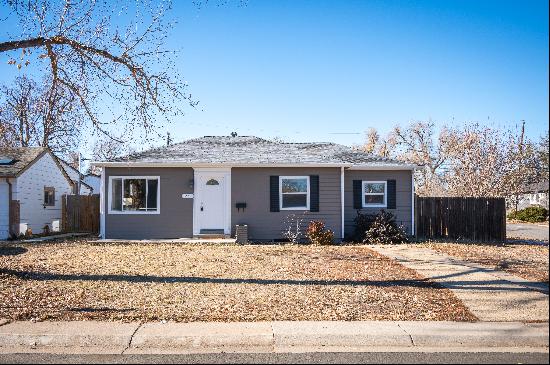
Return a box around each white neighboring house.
[83,173,101,193]
[57,158,99,195]
[507,181,549,211]
[0,147,91,240]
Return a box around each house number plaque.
[181,194,194,199]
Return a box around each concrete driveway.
[507,223,549,242]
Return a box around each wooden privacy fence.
[62,194,100,233]
[415,196,506,241]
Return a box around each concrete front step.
[0,321,547,354]
[193,234,231,239]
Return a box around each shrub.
[354,210,408,244]
[507,206,549,223]
[352,210,377,242]
[282,213,305,244]
[306,220,334,245]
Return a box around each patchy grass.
[422,242,549,283]
[0,239,475,322]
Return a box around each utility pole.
[515,120,526,213]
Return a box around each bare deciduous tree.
[87,137,128,175]
[0,0,195,143]
[537,131,549,182]
[0,75,81,155]
[389,121,452,196]
[360,121,547,198]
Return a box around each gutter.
[91,162,418,170]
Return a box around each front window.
[280,176,310,210]
[362,181,387,207]
[109,177,160,213]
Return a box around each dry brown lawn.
[422,242,549,283]
[0,238,475,322]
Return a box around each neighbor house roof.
[56,158,94,192]
[0,147,48,178]
[0,147,76,188]
[520,180,549,194]
[96,136,413,169]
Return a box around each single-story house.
[0,147,92,239]
[92,135,416,241]
[506,180,549,211]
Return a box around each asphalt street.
[0,352,549,364]
[507,223,549,242]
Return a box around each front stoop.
[195,229,229,240]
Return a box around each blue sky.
[166,0,549,145]
[1,0,549,149]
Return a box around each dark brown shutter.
[310,175,319,212]
[387,180,396,209]
[270,176,280,212]
[353,180,362,209]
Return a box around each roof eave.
[91,161,416,170]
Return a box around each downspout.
[341,166,345,241]
[411,171,415,236]
[5,178,12,237]
[99,167,106,239]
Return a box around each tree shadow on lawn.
[1,268,545,293]
[0,246,27,256]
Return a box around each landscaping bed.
[421,242,549,282]
[0,238,475,322]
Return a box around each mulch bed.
[0,239,476,322]
[422,242,549,283]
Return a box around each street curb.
[0,322,139,353]
[0,321,547,354]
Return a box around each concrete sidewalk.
[369,245,549,322]
[0,321,547,355]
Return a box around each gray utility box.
[235,224,248,244]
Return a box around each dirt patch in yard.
[0,239,475,322]
[421,242,549,283]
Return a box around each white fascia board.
[90,161,417,170]
[91,162,353,168]
[347,164,417,171]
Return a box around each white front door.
[194,169,231,234]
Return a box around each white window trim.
[279,176,310,210]
[362,180,387,208]
[108,176,161,215]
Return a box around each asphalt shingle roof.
[0,147,46,177]
[109,136,409,166]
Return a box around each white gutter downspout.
[99,168,105,239]
[341,166,345,240]
[411,171,415,236]
[5,178,12,237]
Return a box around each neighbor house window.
[43,187,55,206]
[280,176,310,210]
[362,181,387,207]
[109,176,160,214]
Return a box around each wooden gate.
[415,196,506,241]
[62,194,100,233]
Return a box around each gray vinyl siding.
[344,170,413,238]
[231,167,342,241]
[104,167,194,239]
